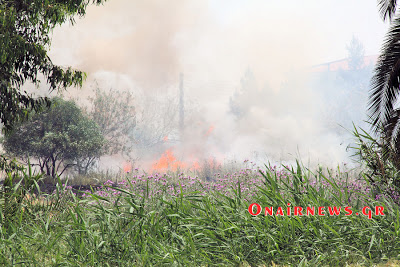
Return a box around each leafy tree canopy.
[0,0,106,132]
[2,97,106,178]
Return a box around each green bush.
[2,97,106,178]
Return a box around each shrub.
[2,97,106,178]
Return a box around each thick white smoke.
[45,0,388,170]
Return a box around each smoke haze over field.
[47,0,389,169]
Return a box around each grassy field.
[0,160,400,266]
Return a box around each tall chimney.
[179,73,184,138]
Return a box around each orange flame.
[205,125,214,136]
[163,136,168,142]
[190,160,200,171]
[151,149,186,171]
[207,157,221,169]
[151,149,203,172]
[123,162,132,173]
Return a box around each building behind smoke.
[310,55,377,73]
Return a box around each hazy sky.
[50,0,388,89]
[220,1,387,57]
[48,0,391,167]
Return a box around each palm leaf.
[378,0,398,21]
[368,16,400,132]
[383,109,400,141]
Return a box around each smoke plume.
[47,0,388,169]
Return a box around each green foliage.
[2,97,106,177]
[0,157,43,226]
[0,163,398,266]
[363,1,400,189]
[350,123,400,202]
[88,87,136,155]
[0,0,106,132]
[369,0,400,136]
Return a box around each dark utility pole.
[179,73,184,137]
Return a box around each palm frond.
[378,108,400,168]
[383,109,400,145]
[378,0,398,21]
[368,16,400,132]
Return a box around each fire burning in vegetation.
[123,162,132,173]
[151,149,201,172]
[148,148,222,173]
[119,120,221,174]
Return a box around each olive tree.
[3,97,106,178]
